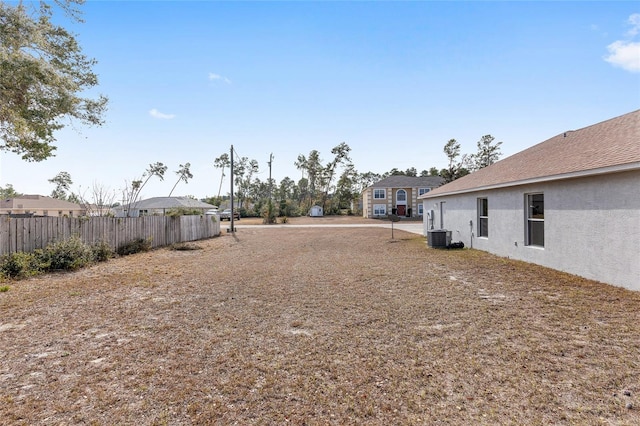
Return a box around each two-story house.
[362,176,444,219]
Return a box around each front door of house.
[396,189,407,217]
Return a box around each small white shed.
[309,205,323,217]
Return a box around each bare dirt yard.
[1,216,639,425]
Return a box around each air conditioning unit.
[427,230,451,248]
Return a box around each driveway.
[233,216,426,235]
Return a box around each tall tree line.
[207,135,502,218]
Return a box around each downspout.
[469,219,473,249]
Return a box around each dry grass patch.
[0,223,638,425]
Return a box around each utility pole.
[267,153,273,200]
[230,145,235,232]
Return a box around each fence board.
[0,215,220,255]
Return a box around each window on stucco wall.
[373,189,386,199]
[526,193,544,247]
[478,198,488,238]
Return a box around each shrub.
[280,216,289,224]
[92,241,115,262]
[262,199,277,224]
[0,252,40,279]
[0,238,115,280]
[40,236,95,271]
[117,238,152,256]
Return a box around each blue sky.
[2,1,639,202]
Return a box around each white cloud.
[627,13,640,36]
[149,108,176,120]
[603,14,640,73]
[604,41,640,73]
[208,72,231,84]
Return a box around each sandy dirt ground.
[1,216,639,425]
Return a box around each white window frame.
[396,189,407,203]
[373,204,386,216]
[478,198,488,238]
[418,188,430,196]
[526,193,544,247]
[373,189,386,199]
[418,203,424,215]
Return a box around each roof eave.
[420,162,640,198]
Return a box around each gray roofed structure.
[130,197,217,210]
[370,175,444,188]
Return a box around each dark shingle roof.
[371,175,444,189]
[422,109,640,198]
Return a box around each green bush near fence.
[0,251,43,279]
[116,238,152,256]
[92,240,115,262]
[40,236,96,271]
[0,237,153,281]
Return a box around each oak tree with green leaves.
[0,0,108,161]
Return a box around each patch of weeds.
[117,238,152,256]
[0,285,10,292]
[280,216,289,224]
[170,242,202,251]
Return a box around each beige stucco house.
[362,176,444,219]
[0,195,86,217]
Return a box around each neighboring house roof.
[0,195,83,210]
[422,109,640,198]
[126,197,217,210]
[369,175,445,189]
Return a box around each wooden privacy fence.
[0,215,221,255]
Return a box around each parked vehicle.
[220,208,240,221]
